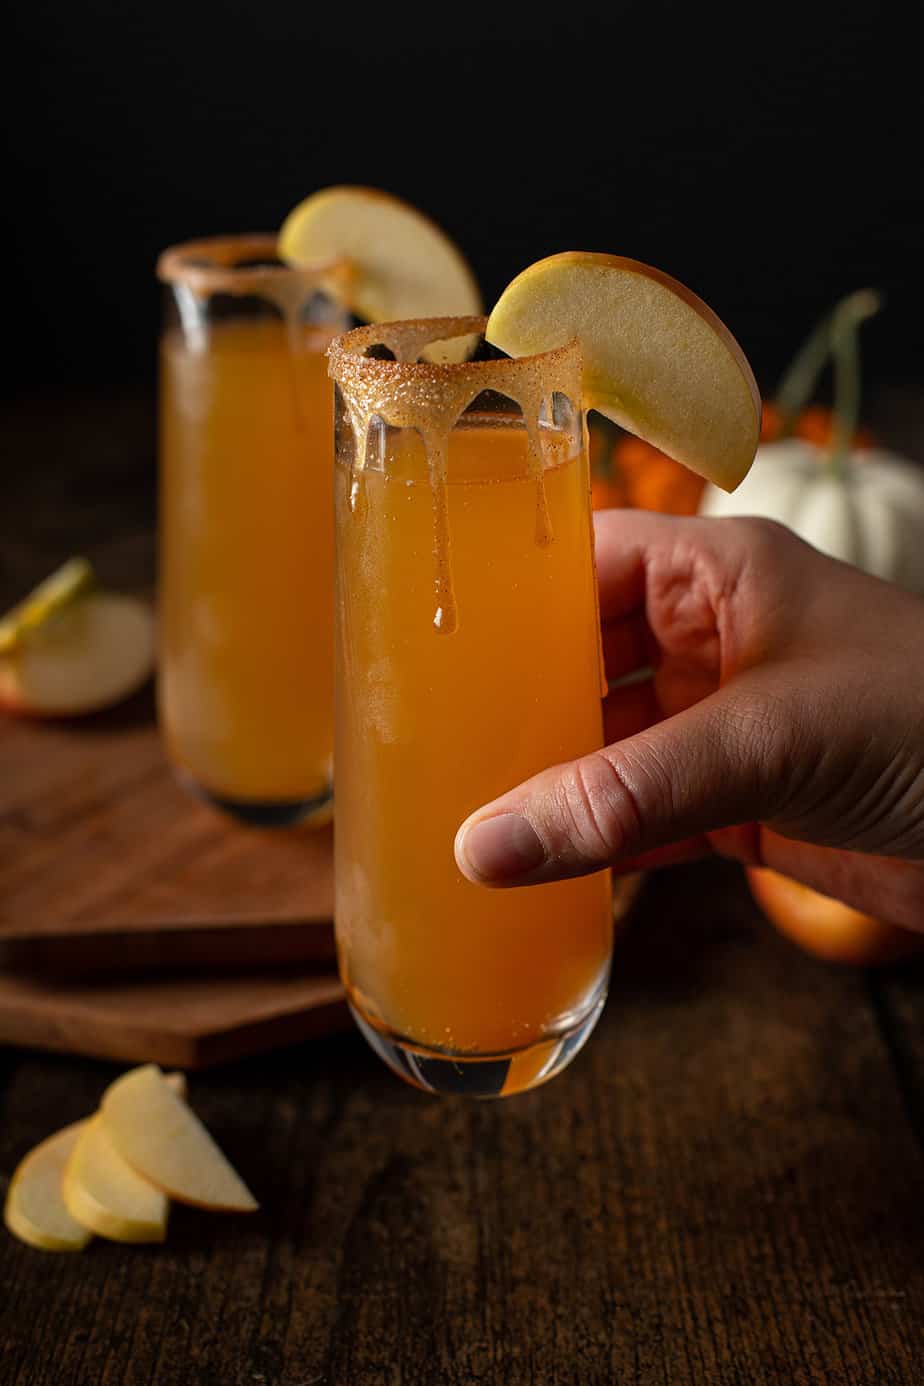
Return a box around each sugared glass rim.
[327,316,581,387]
[156,233,348,297]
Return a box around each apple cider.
[330,318,613,1096]
[158,237,347,821]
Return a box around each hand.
[454,512,924,931]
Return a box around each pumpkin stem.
[775,288,881,443]
[775,309,837,434]
[827,289,881,477]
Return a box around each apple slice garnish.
[62,1117,169,1244]
[0,567,155,717]
[278,185,482,363]
[99,1065,258,1213]
[3,1121,93,1252]
[486,251,761,492]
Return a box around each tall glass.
[330,316,613,1097]
[157,236,349,824]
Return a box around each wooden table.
[2,390,923,1384]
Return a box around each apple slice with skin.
[0,591,155,717]
[3,1122,93,1252]
[100,1065,258,1212]
[62,1071,186,1243]
[0,557,93,654]
[63,1117,169,1244]
[3,1071,185,1253]
[486,252,761,493]
[279,185,482,363]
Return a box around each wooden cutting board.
[0,688,335,974]
[0,689,346,1064]
[0,968,348,1068]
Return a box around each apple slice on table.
[0,559,155,717]
[63,1118,169,1244]
[100,1065,258,1212]
[279,185,482,362]
[3,1122,93,1252]
[3,1071,186,1252]
[486,252,761,492]
[0,557,94,650]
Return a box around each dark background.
[2,1,923,399]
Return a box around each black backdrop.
[3,1,922,397]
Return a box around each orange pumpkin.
[747,867,924,967]
[761,401,874,449]
[759,400,784,442]
[588,422,705,515]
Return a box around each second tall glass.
[158,235,348,823]
[330,316,613,1097]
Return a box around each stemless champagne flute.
[330,316,613,1097]
[157,236,348,823]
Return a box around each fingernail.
[456,813,546,883]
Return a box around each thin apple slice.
[0,557,94,654]
[0,591,155,717]
[486,251,760,492]
[2,1071,185,1252]
[63,1117,168,1243]
[99,1065,258,1212]
[4,1122,93,1252]
[62,1070,185,1243]
[279,185,481,362]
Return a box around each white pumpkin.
[700,438,924,598]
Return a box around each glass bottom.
[348,979,608,1098]
[176,770,333,829]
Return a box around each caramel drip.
[329,317,583,634]
[420,430,456,633]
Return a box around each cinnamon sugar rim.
[327,316,582,386]
[156,233,348,294]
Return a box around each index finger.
[594,510,713,681]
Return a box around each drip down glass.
[329,316,613,1097]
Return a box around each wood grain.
[2,864,922,1384]
[0,696,335,974]
[870,963,924,1152]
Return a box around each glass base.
[177,771,333,828]
[348,982,608,1098]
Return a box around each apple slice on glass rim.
[279,185,482,363]
[486,251,761,493]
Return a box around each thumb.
[454,686,783,886]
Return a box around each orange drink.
[157,236,347,823]
[330,317,612,1096]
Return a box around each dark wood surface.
[3,870,924,1384]
[2,389,924,1383]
